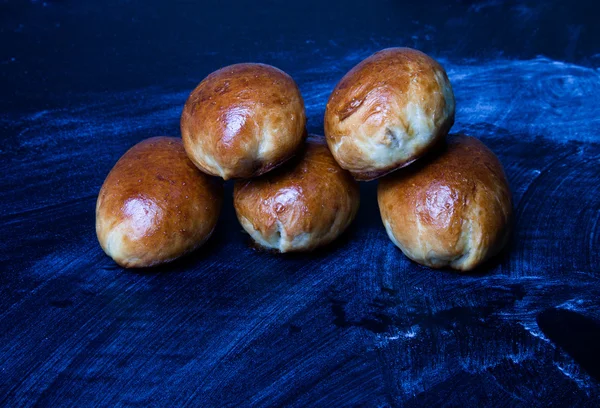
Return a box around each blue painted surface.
[1,0,599,406]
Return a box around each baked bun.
[181,63,306,180]
[96,137,223,268]
[325,47,455,180]
[234,136,360,252]
[377,135,511,271]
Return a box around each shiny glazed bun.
[377,135,511,271]
[96,137,223,268]
[234,137,360,252]
[181,63,306,180]
[325,47,455,180]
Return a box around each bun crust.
[181,63,306,180]
[234,137,360,252]
[325,47,455,180]
[377,135,511,271]
[96,137,223,268]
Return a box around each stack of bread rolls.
[96,48,511,271]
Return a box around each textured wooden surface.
[1,0,599,406]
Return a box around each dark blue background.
[1,0,599,406]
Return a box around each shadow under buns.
[181,63,306,180]
[234,136,360,253]
[96,137,223,268]
[377,134,512,271]
[325,47,455,181]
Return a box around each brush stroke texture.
[2,0,600,406]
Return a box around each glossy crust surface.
[96,137,223,268]
[181,63,306,180]
[377,135,511,271]
[325,47,455,180]
[234,137,360,252]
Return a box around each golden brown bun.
[325,47,455,180]
[181,63,306,180]
[377,135,511,271]
[234,136,360,252]
[96,137,223,268]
